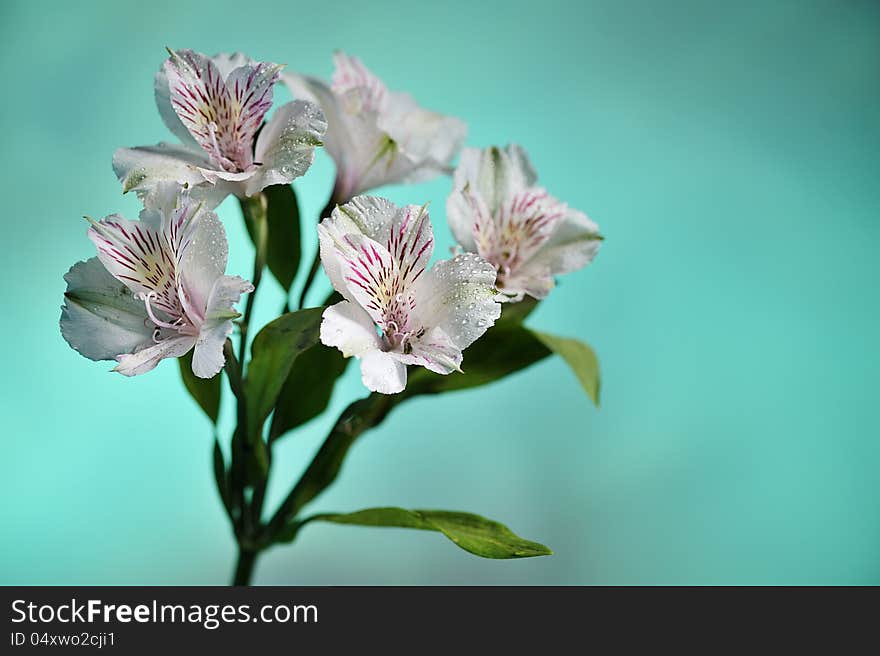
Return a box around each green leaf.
[244,307,325,447]
[270,342,349,440]
[177,351,221,423]
[531,331,601,406]
[212,437,231,516]
[243,185,301,292]
[308,508,553,559]
[497,295,540,325]
[264,184,301,292]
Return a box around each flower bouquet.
[60,49,602,584]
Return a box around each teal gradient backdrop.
[1,0,878,584]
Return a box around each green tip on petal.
[122,169,147,194]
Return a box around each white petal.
[192,275,252,378]
[317,196,398,300]
[137,179,186,229]
[497,269,554,301]
[452,145,537,214]
[154,65,201,150]
[177,204,229,317]
[407,327,463,375]
[285,69,388,200]
[521,207,602,277]
[60,258,154,361]
[384,203,434,286]
[320,300,381,357]
[380,91,466,174]
[162,49,280,171]
[282,73,350,171]
[411,252,501,350]
[87,214,177,302]
[326,231,396,327]
[284,60,463,199]
[320,204,433,330]
[196,168,255,184]
[359,350,407,394]
[445,187,483,253]
[114,335,197,376]
[112,143,211,195]
[247,100,327,195]
[210,52,256,79]
[329,195,398,242]
[331,52,389,114]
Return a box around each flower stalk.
[238,193,269,364]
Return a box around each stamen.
[141,292,185,330]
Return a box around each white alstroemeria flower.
[318,196,501,394]
[60,182,253,378]
[283,52,466,202]
[113,49,327,205]
[447,145,602,302]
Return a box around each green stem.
[222,340,247,532]
[296,189,341,310]
[232,547,258,586]
[262,393,393,544]
[238,194,268,366]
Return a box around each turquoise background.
[1,0,878,584]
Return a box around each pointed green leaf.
[270,342,349,440]
[531,331,600,405]
[308,508,552,559]
[264,184,301,292]
[178,351,221,423]
[212,437,232,515]
[244,307,326,445]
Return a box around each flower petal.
[282,73,349,171]
[320,300,381,357]
[209,52,256,79]
[155,52,263,151]
[248,99,327,195]
[331,52,389,114]
[446,186,484,253]
[379,91,466,177]
[318,196,398,299]
[411,252,501,350]
[452,145,537,215]
[407,326,463,375]
[287,72,387,199]
[154,65,201,150]
[163,49,281,171]
[359,349,407,394]
[523,207,602,275]
[284,56,464,199]
[60,258,153,361]
[114,335,197,376]
[326,230,397,327]
[87,213,178,309]
[112,143,211,196]
[384,203,434,289]
[320,202,433,330]
[192,275,252,378]
[177,203,228,318]
[221,62,281,164]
